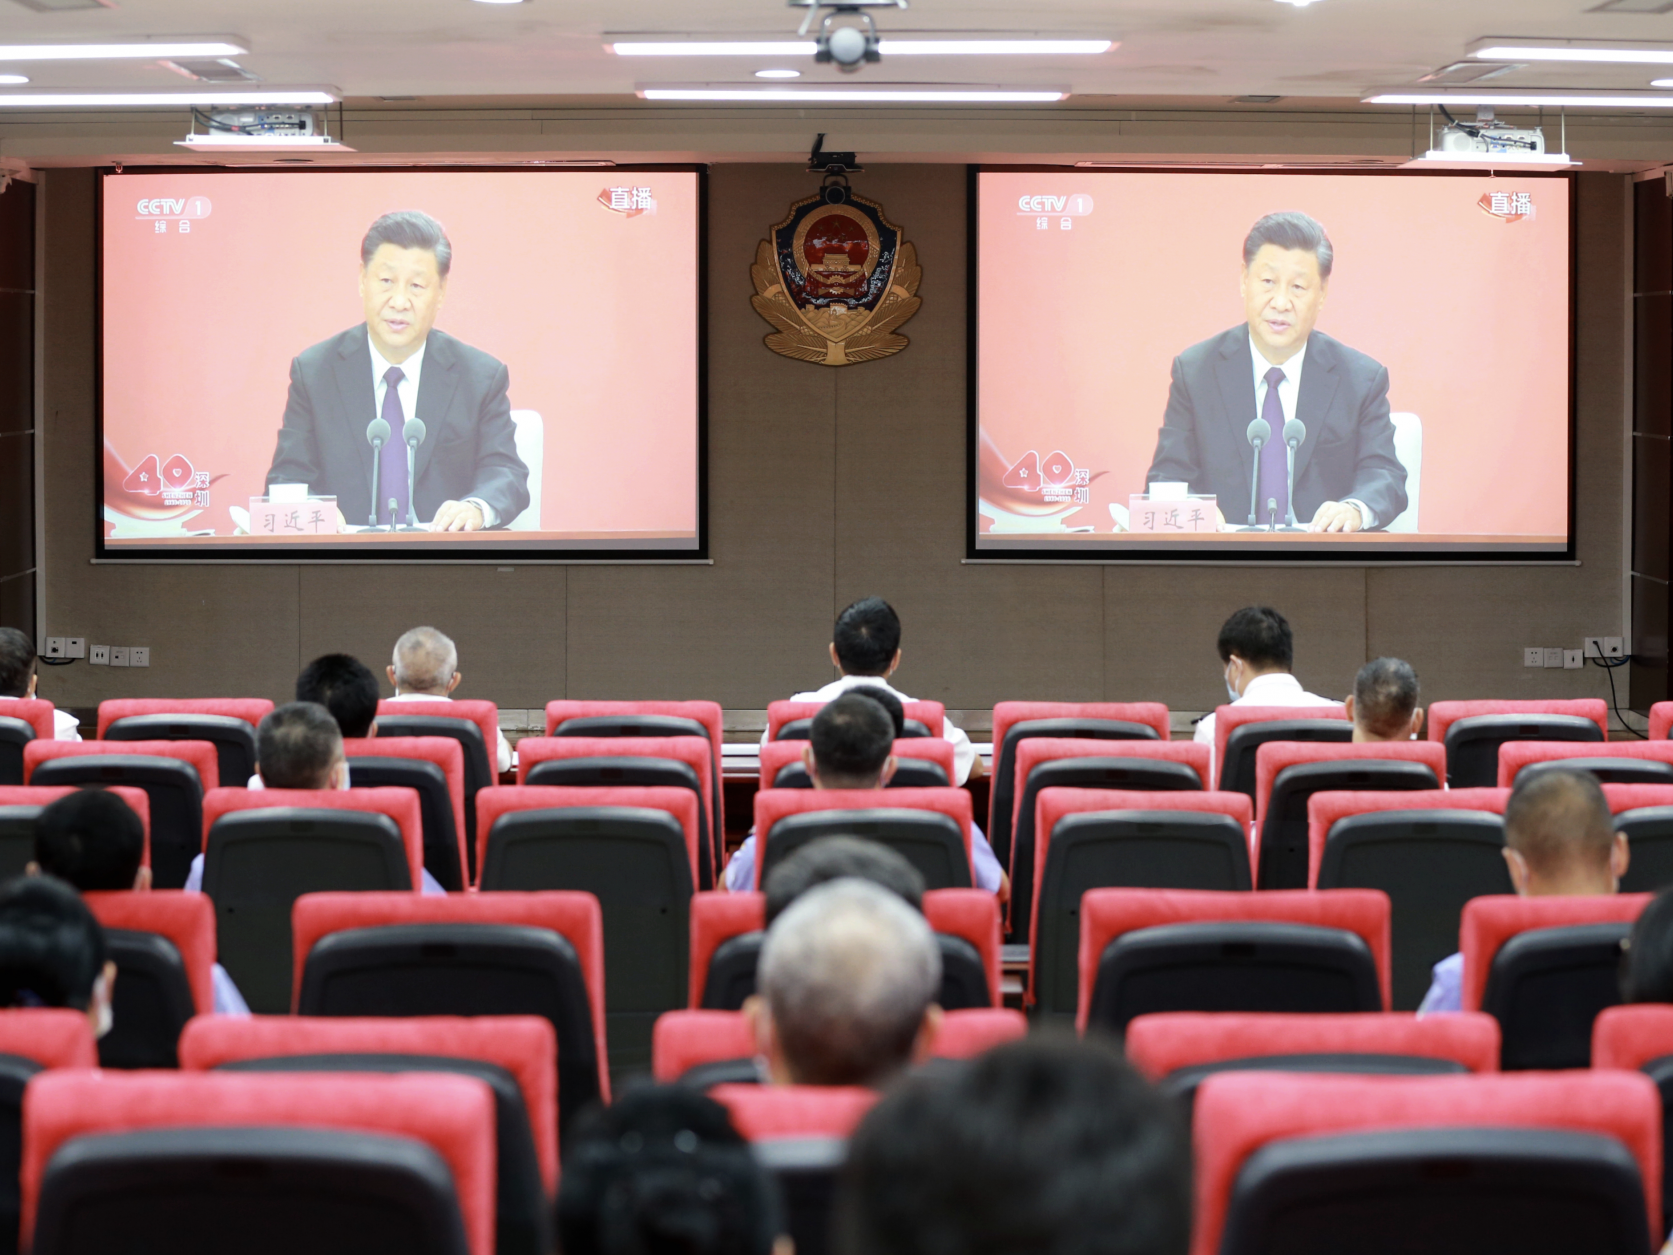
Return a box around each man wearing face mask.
[0,875,117,1041]
[182,702,446,896]
[1193,606,1336,771]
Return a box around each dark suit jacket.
[266,325,531,527]
[1145,326,1407,528]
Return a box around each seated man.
[0,874,116,1040]
[839,1036,1190,1255]
[764,834,925,926]
[1346,656,1423,742]
[31,789,249,1015]
[770,597,979,784]
[386,625,512,774]
[747,877,941,1087]
[725,692,1006,896]
[185,702,444,895]
[0,627,80,740]
[249,653,381,789]
[1193,605,1337,773]
[1420,767,1628,1013]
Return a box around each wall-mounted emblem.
[751,190,921,366]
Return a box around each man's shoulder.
[1175,326,1247,372]
[294,326,366,371]
[426,328,508,380]
[1307,330,1385,382]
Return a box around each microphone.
[1267,497,1279,531]
[365,418,391,528]
[1282,419,1307,528]
[1244,418,1270,527]
[401,418,427,529]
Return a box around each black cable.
[1590,654,1646,739]
[37,657,74,668]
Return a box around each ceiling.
[5,0,1673,104]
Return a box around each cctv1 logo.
[136,195,212,235]
[1015,193,1094,216]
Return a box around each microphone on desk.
[1282,419,1306,528]
[401,418,427,529]
[365,417,391,529]
[1245,417,1271,527]
[1267,497,1279,532]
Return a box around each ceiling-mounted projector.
[1404,104,1575,170]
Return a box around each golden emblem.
[751,190,921,366]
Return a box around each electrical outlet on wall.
[1604,637,1626,658]
[109,648,129,668]
[1585,637,1605,659]
[88,646,109,666]
[1524,648,1544,667]
[129,647,149,668]
[64,638,85,659]
[1543,648,1565,668]
[44,638,65,658]
[1564,649,1584,669]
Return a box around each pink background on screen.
[978,172,1571,536]
[102,170,700,534]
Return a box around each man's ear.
[1344,694,1357,724]
[1409,706,1425,740]
[878,755,897,787]
[801,744,819,787]
[445,672,462,695]
[912,1004,944,1063]
[1502,846,1531,895]
[366,719,379,739]
[828,642,841,672]
[330,758,350,791]
[1612,831,1631,884]
[25,671,37,699]
[133,865,153,892]
[23,861,38,877]
[887,648,902,677]
[386,664,399,691]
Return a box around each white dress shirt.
[758,674,975,787]
[52,708,81,741]
[1250,334,1374,530]
[385,691,513,774]
[368,333,497,528]
[1193,671,1341,780]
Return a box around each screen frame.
[965,163,1579,564]
[94,163,710,564]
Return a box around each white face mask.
[1225,659,1243,702]
[91,970,113,1039]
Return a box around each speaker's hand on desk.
[1308,501,1363,533]
[430,500,484,532]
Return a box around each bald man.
[386,625,512,773]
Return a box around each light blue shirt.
[723,819,1005,894]
[1418,951,1464,1015]
[185,852,446,896]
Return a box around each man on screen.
[1144,211,1406,533]
[265,210,530,531]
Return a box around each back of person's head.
[758,878,940,1087]
[392,625,458,693]
[1503,768,1618,888]
[837,1035,1191,1255]
[1622,886,1673,1004]
[0,627,34,699]
[557,1084,782,1255]
[846,684,904,737]
[810,693,894,789]
[1216,605,1293,670]
[256,702,344,791]
[833,598,901,676]
[0,875,108,1013]
[1352,657,1420,739]
[763,836,926,926]
[34,790,144,892]
[297,653,380,739]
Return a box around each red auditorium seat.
[83,889,217,1068]
[927,1007,1027,1057]
[98,699,274,790]
[1602,784,1673,894]
[1429,698,1610,788]
[757,737,955,791]
[0,698,58,742]
[1594,1004,1673,1227]
[1497,740,1673,787]
[82,889,217,1017]
[0,1009,97,1070]
[203,786,425,887]
[290,891,611,1122]
[1650,703,1673,742]
[378,699,501,770]
[710,1083,879,1141]
[25,740,219,789]
[1076,888,1392,1036]
[345,735,468,890]
[767,699,944,741]
[21,1070,498,1255]
[923,890,1003,1007]
[476,783,700,887]
[1254,741,1446,825]
[751,787,974,890]
[1213,703,1350,795]
[1428,698,1610,745]
[1030,788,1253,1025]
[0,784,151,863]
[1125,1010,1501,1082]
[1306,788,1509,888]
[545,700,725,832]
[1192,1070,1662,1255]
[689,890,768,1008]
[1603,784,1673,814]
[179,1014,559,1200]
[1461,893,1652,1069]
[96,699,271,739]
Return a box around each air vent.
[1590,0,1673,11]
[1416,60,1523,84]
[162,59,260,83]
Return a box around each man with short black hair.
[772,597,979,784]
[838,1036,1191,1255]
[1193,605,1336,766]
[0,627,80,741]
[31,790,249,1014]
[0,875,116,1040]
[1420,768,1628,1013]
[749,878,942,1088]
[297,653,380,741]
[726,693,1006,895]
[764,835,926,927]
[1347,657,1423,742]
[386,625,512,773]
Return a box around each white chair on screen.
[508,410,543,531]
[1385,412,1422,533]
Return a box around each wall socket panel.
[109,648,129,668]
[88,645,109,666]
[1543,647,1565,668]
[1524,647,1545,667]
[64,638,85,659]
[1564,649,1585,669]
[43,638,65,658]
[129,647,149,668]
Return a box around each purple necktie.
[1258,365,1289,526]
[378,366,409,526]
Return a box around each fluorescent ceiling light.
[1405,150,1577,169]
[1364,89,1673,107]
[0,75,26,85]
[0,88,338,106]
[1470,40,1673,64]
[640,86,1066,102]
[612,39,1110,56]
[755,68,801,78]
[1654,78,1673,87]
[0,40,247,61]
[176,134,355,151]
